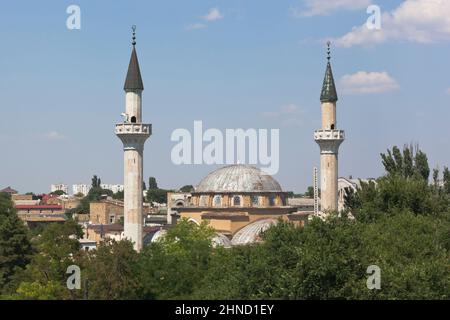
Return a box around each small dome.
[195,165,282,193]
[231,218,278,246]
[151,229,167,243]
[211,233,232,248]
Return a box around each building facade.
[51,184,69,194]
[175,165,309,245]
[72,184,91,196]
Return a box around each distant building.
[12,194,40,206]
[166,192,192,225]
[100,184,124,194]
[79,238,97,251]
[287,197,315,212]
[72,183,124,196]
[89,199,124,224]
[84,224,160,245]
[46,196,81,210]
[337,177,377,211]
[175,165,309,246]
[72,184,91,196]
[51,184,68,194]
[15,204,66,229]
[0,186,18,195]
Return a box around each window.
[233,195,241,206]
[269,196,276,206]
[331,124,335,129]
[251,195,259,206]
[199,195,207,206]
[109,215,115,224]
[131,116,137,123]
[213,195,222,207]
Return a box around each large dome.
[195,165,282,193]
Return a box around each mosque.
[117,29,344,251]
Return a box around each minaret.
[314,42,345,213]
[115,26,151,251]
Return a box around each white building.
[72,184,91,196]
[337,177,377,211]
[101,184,124,194]
[51,184,69,194]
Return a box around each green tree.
[8,281,69,300]
[137,219,215,299]
[91,175,101,188]
[146,189,169,204]
[51,190,66,196]
[443,166,450,195]
[18,220,83,292]
[381,144,430,180]
[0,193,34,294]
[305,186,314,198]
[113,190,124,200]
[179,185,194,192]
[148,177,158,190]
[82,240,139,300]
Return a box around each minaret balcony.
[314,129,345,141]
[314,130,345,154]
[115,123,152,136]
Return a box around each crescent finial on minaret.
[327,41,331,61]
[320,40,337,103]
[132,25,137,46]
[124,25,144,91]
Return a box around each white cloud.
[335,0,450,47]
[44,131,66,140]
[290,0,371,17]
[340,71,399,94]
[262,104,304,127]
[186,23,207,31]
[202,8,224,21]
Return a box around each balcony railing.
[314,129,345,140]
[115,123,152,135]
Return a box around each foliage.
[305,186,314,198]
[0,193,34,294]
[51,190,66,196]
[112,190,124,200]
[146,188,169,204]
[136,219,215,299]
[91,175,101,188]
[380,144,430,181]
[17,221,83,288]
[148,177,158,190]
[179,185,194,192]
[3,144,450,300]
[82,240,139,300]
[8,281,70,300]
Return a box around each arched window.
[251,195,259,207]
[330,124,335,130]
[213,195,222,207]
[233,195,241,207]
[199,195,207,207]
[130,116,137,123]
[269,195,276,206]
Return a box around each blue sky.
[1,0,449,194]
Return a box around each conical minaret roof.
[124,27,144,91]
[320,42,338,103]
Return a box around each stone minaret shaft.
[115,28,151,251]
[314,43,344,213]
